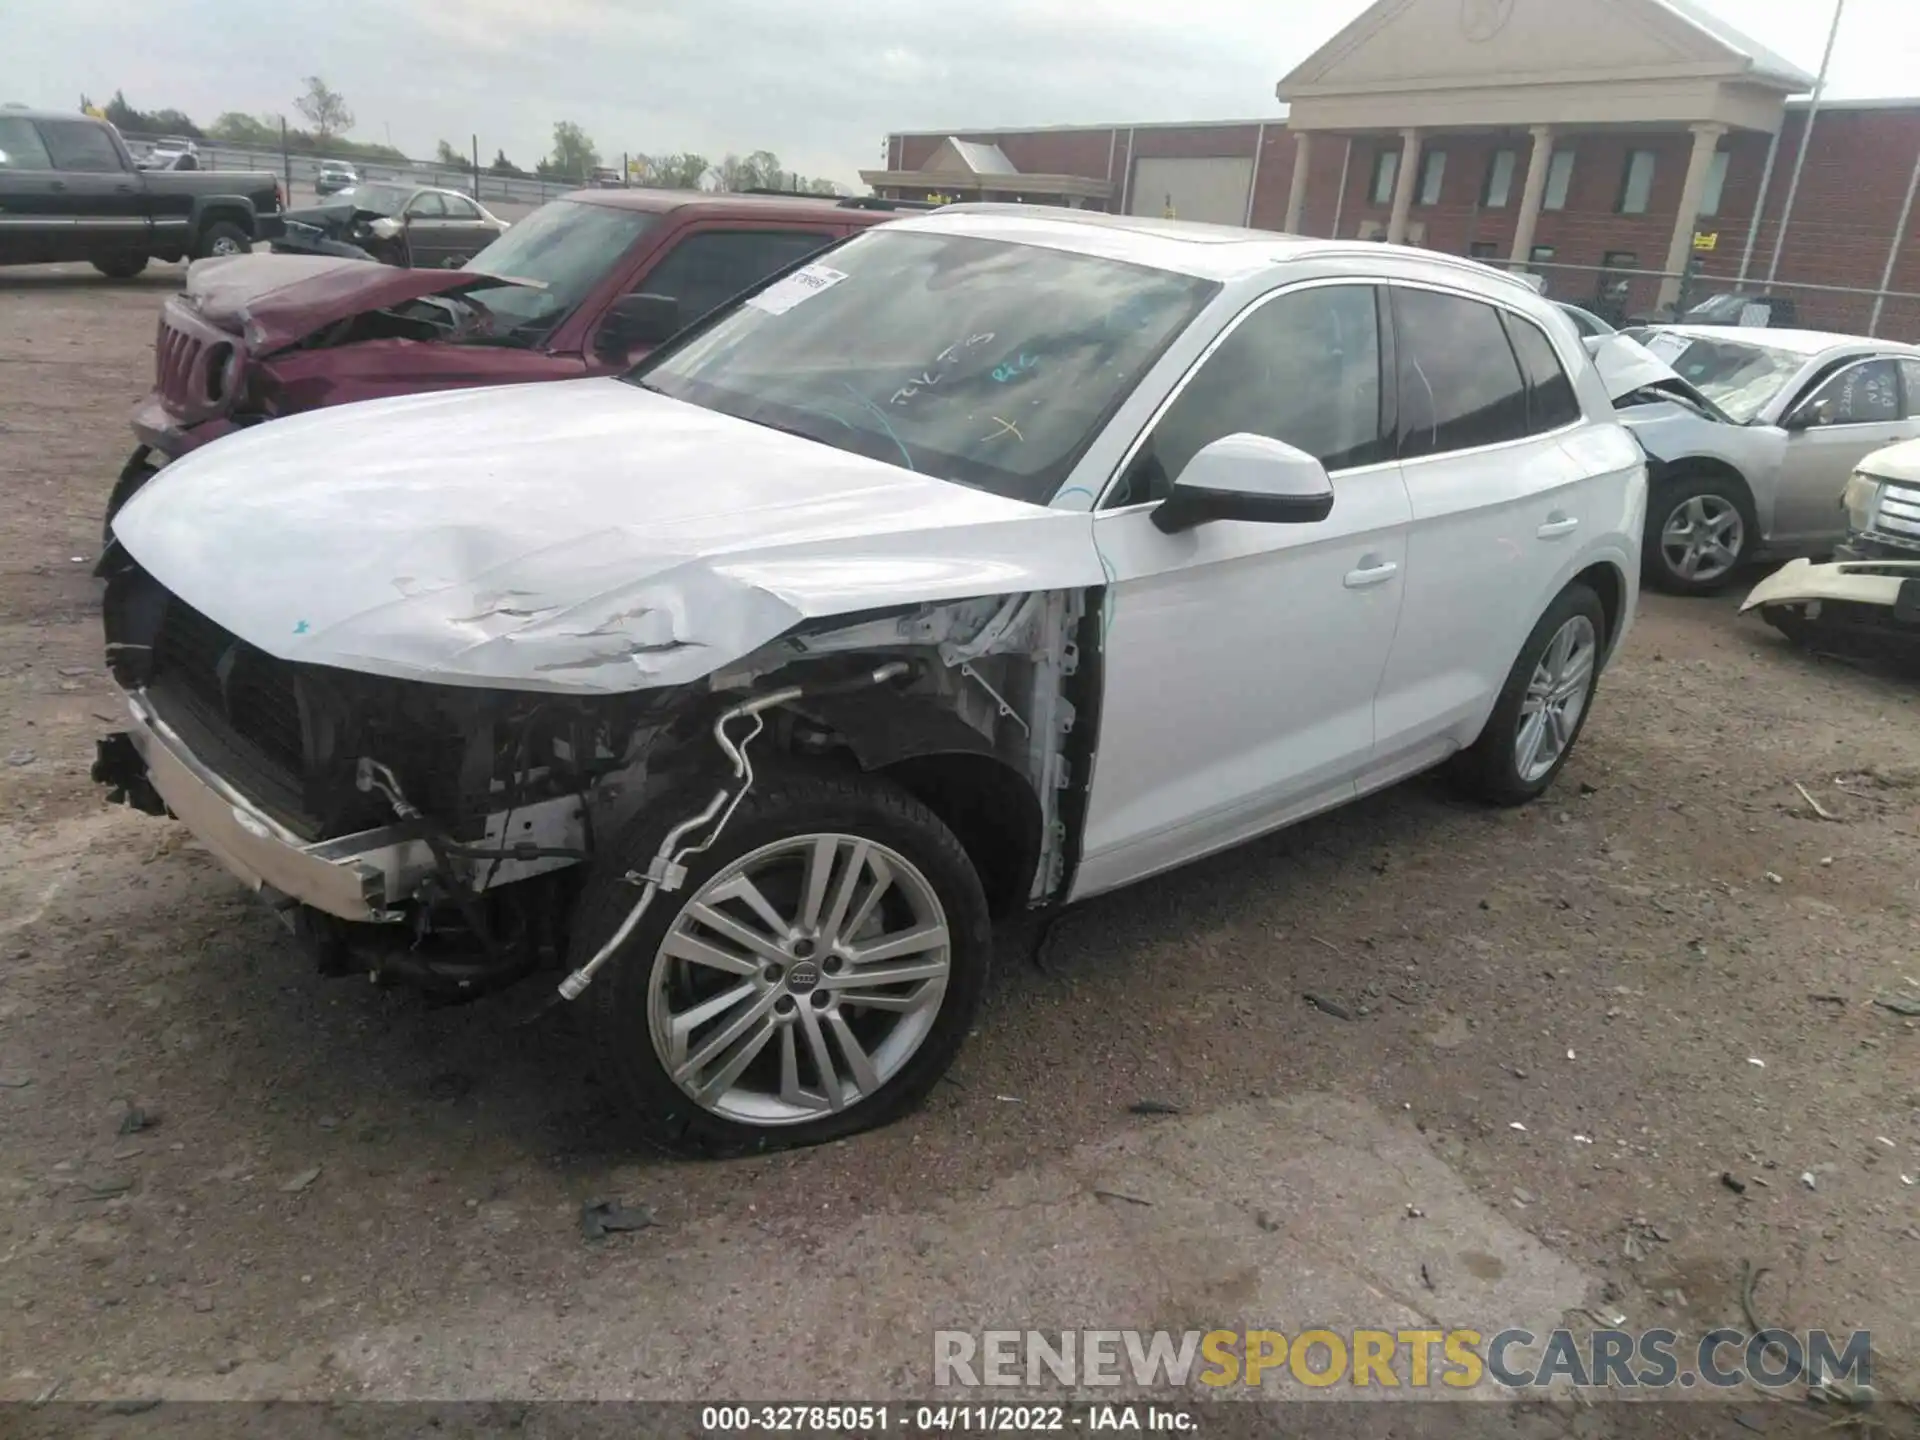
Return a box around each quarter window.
[37,120,123,173]
[0,117,55,169]
[1112,285,1388,507]
[638,229,836,325]
[1503,314,1582,432]
[1391,288,1530,458]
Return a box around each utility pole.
[1765,0,1846,287]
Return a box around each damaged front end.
[1742,557,1920,663]
[96,554,1093,1000]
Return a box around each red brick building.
[864,0,1920,337]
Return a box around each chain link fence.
[1508,259,1920,342]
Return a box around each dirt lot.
[2,263,1918,1429]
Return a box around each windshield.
[1638,332,1806,423]
[338,183,409,216]
[459,201,660,342]
[632,229,1218,505]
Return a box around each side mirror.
[1151,433,1335,534]
[594,292,682,363]
[1785,396,1833,432]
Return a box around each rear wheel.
[91,255,149,280]
[193,221,250,260]
[571,767,993,1157]
[1453,582,1607,806]
[1645,474,1755,594]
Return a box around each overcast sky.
[7,0,1918,185]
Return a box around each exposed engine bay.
[95,559,1092,1001]
[287,294,490,350]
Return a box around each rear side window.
[37,120,123,173]
[0,117,55,169]
[1392,287,1530,458]
[1901,359,1920,419]
[1503,314,1582,432]
[636,229,836,325]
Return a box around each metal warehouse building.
[864,0,1920,336]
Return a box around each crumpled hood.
[183,252,533,353]
[112,378,1100,694]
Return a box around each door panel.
[35,119,144,258]
[1073,281,1408,899]
[1773,358,1913,545]
[1371,286,1597,769]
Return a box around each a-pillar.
[1386,128,1422,244]
[1283,129,1314,233]
[1508,124,1556,265]
[1659,123,1729,309]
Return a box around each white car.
[1616,326,1920,593]
[94,208,1645,1154]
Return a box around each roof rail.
[1297,242,1545,295]
[734,187,940,211]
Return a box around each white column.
[1508,124,1555,265]
[1283,130,1313,233]
[1659,123,1729,309]
[1386,128,1422,244]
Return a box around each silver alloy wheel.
[1515,614,1597,784]
[208,235,244,256]
[1660,494,1745,583]
[646,833,951,1126]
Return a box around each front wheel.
[193,221,250,259]
[571,767,992,1157]
[1453,582,1607,806]
[1645,475,1756,594]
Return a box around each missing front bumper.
[100,693,587,924]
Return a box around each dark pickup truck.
[0,109,282,278]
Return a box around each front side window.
[343,183,409,215]
[407,192,449,217]
[1544,150,1576,211]
[37,120,122,173]
[442,194,481,220]
[1109,284,1388,508]
[0,117,54,169]
[1503,314,1581,432]
[461,200,661,344]
[1392,287,1530,458]
[1802,358,1900,426]
[635,229,1218,505]
[638,229,837,326]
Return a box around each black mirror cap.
[594,293,682,362]
[1151,484,1335,534]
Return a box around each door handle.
[1536,514,1580,539]
[49,180,67,192]
[114,183,135,193]
[1344,559,1399,589]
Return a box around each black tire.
[1453,581,1608,807]
[103,449,159,544]
[193,221,251,260]
[1643,472,1757,595]
[571,765,993,1157]
[91,255,149,280]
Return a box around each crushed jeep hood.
[111,378,1102,694]
[183,253,533,353]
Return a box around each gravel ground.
[1,264,1918,1430]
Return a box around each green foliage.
[293,76,353,140]
[548,121,599,182]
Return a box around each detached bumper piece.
[1741,557,1920,659]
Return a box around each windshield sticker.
[1644,332,1691,362]
[746,264,848,316]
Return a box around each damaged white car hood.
[112,378,1103,693]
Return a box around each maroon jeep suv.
[111,190,916,527]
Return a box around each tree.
[635,151,711,190]
[210,112,279,146]
[294,76,353,142]
[100,89,201,137]
[435,139,464,166]
[713,150,784,193]
[548,120,599,181]
[487,149,526,177]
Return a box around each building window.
[1699,150,1731,216]
[1616,150,1657,214]
[1530,245,1556,263]
[1543,149,1575,211]
[1370,148,1400,206]
[1418,149,1446,206]
[1482,149,1516,208]
[1469,240,1499,258]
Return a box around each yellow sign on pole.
[1693,231,1719,252]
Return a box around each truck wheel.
[570,766,993,1157]
[193,222,250,259]
[1452,582,1607,807]
[91,255,149,280]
